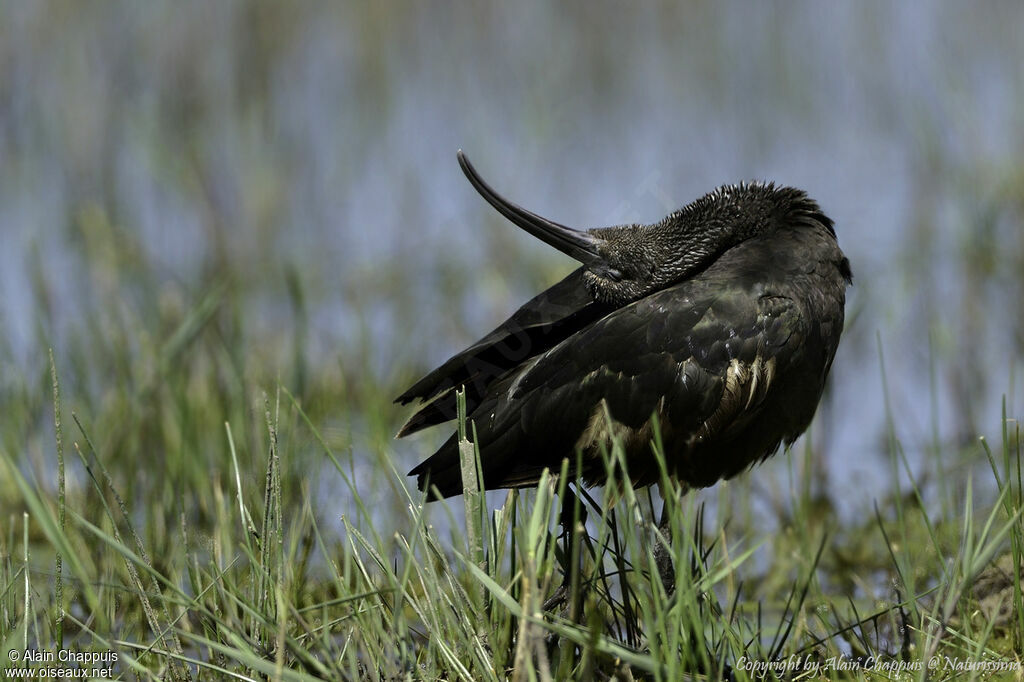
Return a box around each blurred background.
[1,2,1022,527]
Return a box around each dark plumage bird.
[397,152,851,499]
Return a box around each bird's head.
[458,152,842,306]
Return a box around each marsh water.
[1,3,1022,527]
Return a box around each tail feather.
[409,411,531,498]
[408,434,465,499]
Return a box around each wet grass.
[2,4,1024,679]
[0,263,1021,680]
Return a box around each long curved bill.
[458,151,605,266]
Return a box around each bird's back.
[404,222,849,497]
[397,157,851,499]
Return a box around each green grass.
[1,328,1021,680]
[2,3,1023,679]
[0,195,1020,682]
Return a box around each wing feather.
[395,268,611,436]
[411,272,808,496]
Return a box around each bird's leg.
[652,492,676,595]
[543,484,588,614]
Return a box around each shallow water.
[1,2,1021,525]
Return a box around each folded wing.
[408,271,809,497]
[395,268,611,436]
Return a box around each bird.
[396,151,851,500]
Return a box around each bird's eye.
[606,269,623,282]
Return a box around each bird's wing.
[395,267,610,436]
[410,275,809,497]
